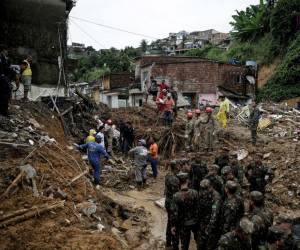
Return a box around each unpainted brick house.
[135,56,256,107]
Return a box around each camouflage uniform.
[205,173,224,199]
[222,194,245,233]
[249,107,261,145]
[218,231,252,250]
[189,163,208,192]
[198,187,223,250]
[165,172,180,249]
[171,187,200,250]
[245,163,274,193]
[185,119,194,151]
[202,114,215,151]
[249,191,273,250]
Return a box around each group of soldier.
[163,152,299,250]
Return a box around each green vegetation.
[185,0,300,102]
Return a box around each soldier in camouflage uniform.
[198,179,223,250]
[222,166,242,196]
[189,162,208,192]
[185,112,194,151]
[245,156,274,193]
[205,164,224,198]
[218,217,254,250]
[249,101,261,145]
[249,191,273,250]
[171,172,200,250]
[164,160,180,250]
[222,181,245,234]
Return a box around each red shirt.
[165,98,174,111]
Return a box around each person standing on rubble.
[22,56,32,101]
[217,96,229,129]
[0,46,16,117]
[123,121,134,155]
[147,136,159,179]
[185,112,194,151]
[96,125,105,148]
[129,139,148,189]
[203,107,215,152]
[169,85,178,119]
[249,101,261,145]
[105,119,114,156]
[156,89,167,113]
[86,129,96,143]
[164,160,180,250]
[148,76,158,101]
[164,93,175,126]
[192,109,202,151]
[77,135,110,189]
[170,172,200,250]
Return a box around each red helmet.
[195,109,201,114]
[205,107,213,113]
[187,112,193,118]
[106,119,113,125]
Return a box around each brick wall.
[106,73,134,90]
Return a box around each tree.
[140,39,148,53]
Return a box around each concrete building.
[135,56,256,107]
[0,0,74,85]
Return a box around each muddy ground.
[0,102,299,249]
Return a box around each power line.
[70,16,159,40]
[70,19,107,49]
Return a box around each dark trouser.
[251,126,258,145]
[0,77,11,117]
[199,228,220,250]
[163,111,173,126]
[179,224,199,250]
[147,155,158,178]
[121,138,132,154]
[90,160,101,185]
[166,208,179,250]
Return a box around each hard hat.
[225,180,238,191]
[205,107,213,113]
[106,119,113,125]
[162,89,167,93]
[167,93,172,97]
[89,129,96,136]
[187,112,193,118]
[138,139,147,146]
[250,191,264,202]
[195,109,201,114]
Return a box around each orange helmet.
[187,112,193,118]
[205,107,213,113]
[195,109,201,114]
[106,119,113,125]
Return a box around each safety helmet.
[162,89,167,93]
[106,119,113,125]
[195,109,201,114]
[187,112,193,118]
[89,129,96,136]
[95,135,102,143]
[167,93,172,97]
[205,107,213,113]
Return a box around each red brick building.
[135,56,255,106]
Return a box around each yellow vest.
[22,60,32,76]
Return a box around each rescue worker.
[164,160,180,250]
[156,89,167,113]
[203,107,215,151]
[0,46,15,117]
[249,101,261,145]
[245,155,274,193]
[86,129,96,143]
[169,85,178,119]
[129,139,148,189]
[249,191,273,250]
[148,76,158,100]
[96,125,105,148]
[164,93,175,126]
[171,172,200,250]
[198,179,223,250]
[185,112,194,151]
[122,121,134,154]
[148,136,158,179]
[22,56,32,101]
[192,109,202,151]
[222,181,245,234]
[230,158,244,185]
[77,135,109,189]
[217,96,228,129]
[105,119,114,155]
[218,217,254,250]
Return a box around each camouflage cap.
[177,172,189,181]
[239,217,254,234]
[170,160,177,166]
[250,191,264,202]
[200,179,210,189]
[211,164,220,171]
[225,180,238,191]
[221,166,232,175]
